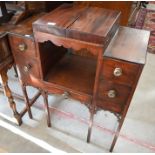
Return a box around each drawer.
[9,35,36,58]
[44,83,91,104]
[97,80,131,113]
[16,57,40,83]
[101,57,140,86]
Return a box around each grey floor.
[0,53,155,153]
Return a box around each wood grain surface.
[33,3,121,44]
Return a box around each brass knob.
[108,90,116,98]
[113,68,122,77]
[18,43,27,52]
[23,64,31,72]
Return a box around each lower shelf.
[45,54,97,95]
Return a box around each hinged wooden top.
[104,27,150,64]
[33,3,121,45]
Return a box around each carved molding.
[34,31,103,56]
[95,106,122,121]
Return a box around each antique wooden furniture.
[8,4,150,152]
[0,13,45,125]
[100,27,149,151]
[0,29,22,124]
[0,2,63,125]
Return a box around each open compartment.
[38,41,97,95]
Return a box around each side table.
[9,3,150,152]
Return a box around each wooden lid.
[33,3,121,44]
[104,27,150,64]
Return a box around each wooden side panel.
[38,41,67,79]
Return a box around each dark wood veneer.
[8,4,150,152]
[101,57,140,86]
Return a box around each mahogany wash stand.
[8,4,150,152]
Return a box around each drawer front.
[16,57,40,83]
[9,35,36,58]
[101,57,140,86]
[97,80,131,113]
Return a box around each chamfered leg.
[42,91,51,127]
[87,104,95,143]
[109,115,124,152]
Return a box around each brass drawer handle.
[113,68,122,77]
[23,64,32,72]
[108,90,116,98]
[18,43,27,52]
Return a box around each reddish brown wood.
[97,80,131,113]
[97,27,150,152]
[45,54,96,95]
[0,4,65,126]
[104,27,150,64]
[8,4,150,152]
[34,31,104,57]
[38,41,67,78]
[8,36,37,57]
[33,3,121,44]
[101,57,140,86]
[33,4,87,37]
[67,7,120,44]
[109,65,144,152]
[0,13,46,125]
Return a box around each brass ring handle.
[113,67,122,77]
[23,64,32,72]
[108,90,116,98]
[18,43,27,52]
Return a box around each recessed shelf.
[45,54,97,95]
